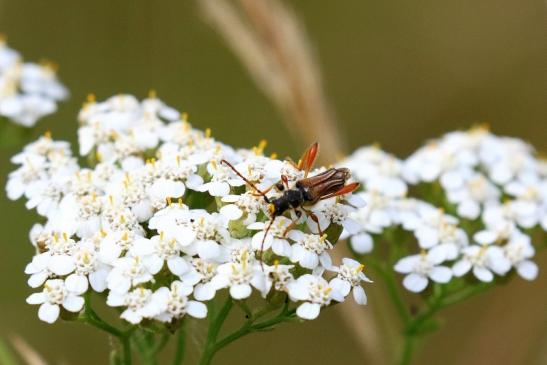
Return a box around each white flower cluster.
[341,127,545,293]
[8,94,369,324]
[0,37,67,127]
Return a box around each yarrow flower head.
[9,93,368,327]
[0,36,67,127]
[341,127,545,293]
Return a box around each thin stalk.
[199,297,296,365]
[80,294,133,365]
[398,288,444,365]
[214,306,296,351]
[440,282,493,307]
[199,298,234,365]
[367,258,410,324]
[122,336,132,365]
[172,321,187,365]
[152,331,170,357]
[82,305,123,338]
[399,282,496,365]
[399,336,415,365]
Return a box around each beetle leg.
[301,207,323,236]
[280,174,289,189]
[282,209,302,237]
[258,216,276,270]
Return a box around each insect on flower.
[221,143,360,264]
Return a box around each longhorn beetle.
[221,142,360,265]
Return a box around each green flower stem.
[122,336,132,365]
[82,307,123,338]
[198,297,296,365]
[132,328,167,365]
[80,294,133,365]
[367,257,410,325]
[172,321,187,365]
[235,300,253,318]
[399,335,415,365]
[213,305,296,351]
[199,297,234,365]
[152,331,170,357]
[440,282,494,308]
[399,282,496,365]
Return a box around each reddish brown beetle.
[221,142,359,264]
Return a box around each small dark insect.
[221,142,359,266]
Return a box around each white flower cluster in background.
[7,94,369,324]
[341,126,545,293]
[0,36,67,127]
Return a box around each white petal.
[353,286,367,305]
[250,274,268,297]
[186,174,204,190]
[452,260,472,277]
[219,204,243,220]
[175,227,196,246]
[63,295,84,312]
[296,302,321,320]
[517,260,538,281]
[26,293,46,305]
[28,272,49,288]
[48,255,75,276]
[167,257,189,276]
[416,227,439,249]
[458,201,480,219]
[297,251,319,269]
[145,255,164,275]
[473,266,493,282]
[106,292,125,307]
[394,256,418,274]
[350,233,373,254]
[271,238,291,257]
[403,273,428,293]
[89,269,109,292]
[65,274,89,295]
[319,253,333,269]
[209,182,230,196]
[429,267,452,283]
[194,283,215,301]
[186,301,207,318]
[440,170,463,189]
[474,230,497,245]
[121,309,142,324]
[287,282,309,301]
[131,238,154,256]
[252,232,272,251]
[99,240,122,264]
[107,274,131,294]
[230,284,252,299]
[330,278,351,296]
[38,303,60,323]
[197,240,221,260]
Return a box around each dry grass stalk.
[199,0,343,163]
[199,0,383,361]
[10,335,47,365]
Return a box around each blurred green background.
[0,0,545,364]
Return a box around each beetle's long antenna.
[259,216,276,270]
[221,159,270,203]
